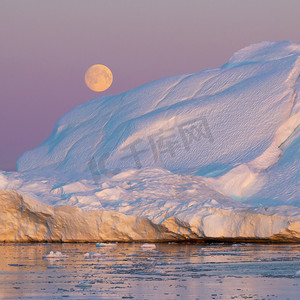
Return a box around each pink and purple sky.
[1,0,300,171]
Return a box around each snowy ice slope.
[17,41,300,202]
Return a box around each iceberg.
[0,41,300,242]
[42,251,68,260]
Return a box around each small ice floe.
[96,242,118,248]
[231,243,243,247]
[295,270,300,277]
[147,257,156,261]
[75,282,92,288]
[84,252,108,259]
[139,243,156,251]
[42,251,68,260]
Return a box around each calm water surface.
[0,243,299,299]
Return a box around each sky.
[1,0,300,171]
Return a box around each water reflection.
[0,243,299,299]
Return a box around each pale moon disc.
[85,64,113,92]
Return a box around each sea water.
[0,243,299,299]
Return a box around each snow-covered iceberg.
[1,41,300,242]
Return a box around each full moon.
[85,64,113,92]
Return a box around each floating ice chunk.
[147,257,156,261]
[96,242,118,248]
[295,270,300,277]
[231,243,243,247]
[42,251,68,259]
[140,243,156,250]
[75,282,92,288]
[84,252,108,259]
